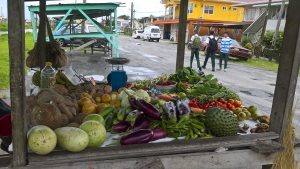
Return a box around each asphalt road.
[117,35,300,135]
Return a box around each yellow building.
[154,0,247,42]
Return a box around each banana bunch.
[56,70,75,90]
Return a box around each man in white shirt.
[202,31,218,71]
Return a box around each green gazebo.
[28,2,122,57]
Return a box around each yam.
[57,103,74,122]
[73,113,89,124]
[53,84,68,95]
[30,103,64,129]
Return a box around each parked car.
[53,25,83,46]
[132,30,144,39]
[227,40,253,60]
[53,24,104,47]
[188,36,252,60]
[142,26,161,42]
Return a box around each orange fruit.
[114,99,121,108]
[97,103,110,112]
[101,94,111,103]
[95,97,101,103]
[111,92,118,101]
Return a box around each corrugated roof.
[234,0,284,6]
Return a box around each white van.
[142,26,161,42]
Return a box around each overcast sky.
[0,0,165,19]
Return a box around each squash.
[82,102,97,114]
[79,97,92,106]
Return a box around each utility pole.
[130,2,134,30]
[272,0,287,49]
[176,0,188,71]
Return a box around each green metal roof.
[28,3,123,18]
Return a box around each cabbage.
[135,89,151,102]
[121,97,130,108]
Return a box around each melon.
[83,114,105,126]
[55,127,89,152]
[79,121,107,148]
[27,125,57,155]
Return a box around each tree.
[118,15,130,20]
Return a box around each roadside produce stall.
[26,67,270,151]
[3,0,300,169]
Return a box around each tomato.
[226,103,235,111]
[229,106,236,111]
[189,101,199,108]
[228,99,235,105]
[234,100,242,108]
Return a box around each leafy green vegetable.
[187,79,240,103]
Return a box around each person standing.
[219,32,232,72]
[190,31,202,72]
[202,31,218,71]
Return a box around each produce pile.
[27,67,270,155]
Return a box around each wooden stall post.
[270,0,300,139]
[7,0,27,167]
[37,0,47,68]
[176,0,188,71]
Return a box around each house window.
[168,6,174,16]
[204,5,214,14]
[232,7,237,11]
[222,6,227,10]
[188,3,194,14]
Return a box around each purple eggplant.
[137,99,161,120]
[129,97,140,110]
[163,101,177,123]
[151,129,167,141]
[132,115,150,131]
[112,121,131,133]
[120,129,153,145]
[176,100,191,117]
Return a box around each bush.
[241,36,252,47]
[244,43,253,50]
[124,27,133,36]
[0,22,8,31]
[262,31,283,50]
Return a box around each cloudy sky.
[0,0,165,19]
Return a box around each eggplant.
[163,101,177,123]
[112,121,131,133]
[137,99,161,120]
[132,115,150,131]
[120,129,153,145]
[176,100,191,117]
[129,97,140,110]
[151,128,167,141]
